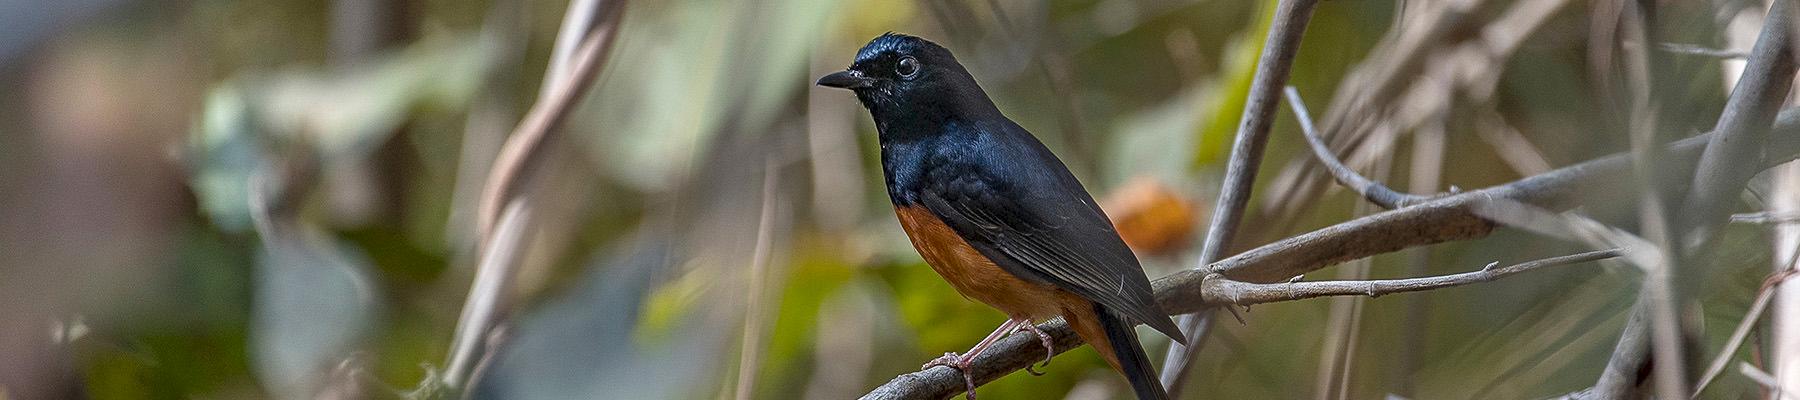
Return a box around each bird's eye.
[896,57,919,79]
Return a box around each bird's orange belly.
[894,205,1065,320]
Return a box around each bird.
[817,33,1186,400]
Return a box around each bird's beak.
[816,70,873,89]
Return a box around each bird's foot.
[922,352,964,370]
[1015,323,1054,376]
[922,352,977,399]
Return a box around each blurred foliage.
[0,0,1785,399]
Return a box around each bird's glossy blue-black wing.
[917,176,1186,343]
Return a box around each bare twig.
[443,200,534,388]
[1192,0,1320,272]
[1694,268,1800,396]
[442,0,629,390]
[542,0,604,97]
[1269,0,1568,221]
[1206,111,1800,285]
[1584,2,1798,397]
[861,108,1800,400]
[1658,42,1752,59]
[1735,212,1800,224]
[1618,3,1689,397]
[1684,0,1798,237]
[474,0,627,240]
[1285,86,1432,209]
[1163,0,1321,392]
[1205,249,1620,304]
[1586,299,1653,399]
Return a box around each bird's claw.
[1014,323,1053,376]
[923,352,977,399]
[922,352,963,370]
[922,321,1056,399]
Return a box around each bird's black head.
[816,33,998,131]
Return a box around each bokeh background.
[0,0,1785,398]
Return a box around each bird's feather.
[909,121,1185,344]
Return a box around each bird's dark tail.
[1096,302,1170,400]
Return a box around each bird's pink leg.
[922,318,1027,399]
[1016,322,1055,376]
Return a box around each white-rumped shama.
[818,33,1186,400]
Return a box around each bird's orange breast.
[893,205,1125,371]
[894,205,1066,320]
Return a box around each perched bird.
[817,33,1186,400]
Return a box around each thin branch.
[542,0,606,98]
[1610,2,1689,398]
[1694,268,1800,396]
[1204,249,1620,304]
[443,0,629,390]
[1684,0,1798,236]
[1587,302,1651,399]
[1657,43,1751,59]
[1588,2,1797,397]
[1163,0,1321,392]
[1193,0,1319,269]
[443,200,534,388]
[860,108,1800,400]
[1266,0,1567,246]
[1284,86,1432,209]
[474,0,627,240]
[1734,211,1800,224]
